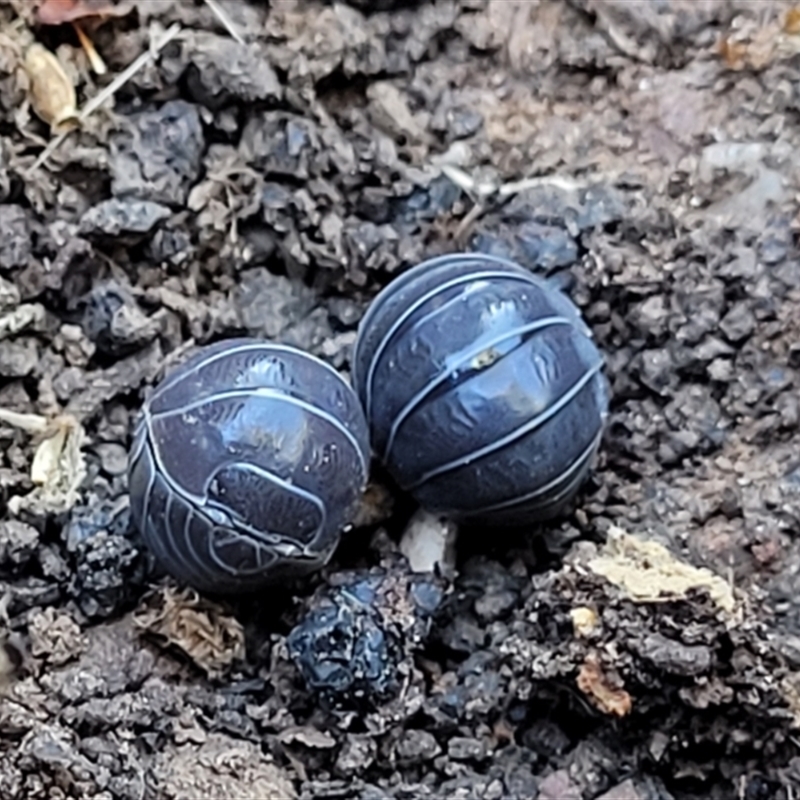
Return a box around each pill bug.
[127,339,371,594]
[352,253,609,525]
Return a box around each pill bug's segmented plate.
[128,339,371,594]
[353,253,609,525]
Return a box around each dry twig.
[24,22,182,176]
[204,0,244,44]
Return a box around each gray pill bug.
[352,252,609,525]
[127,339,371,594]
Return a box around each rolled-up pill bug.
[127,339,371,594]
[352,253,609,525]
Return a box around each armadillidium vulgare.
[127,339,371,594]
[352,253,609,525]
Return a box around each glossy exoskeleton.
[352,253,609,525]
[127,339,371,594]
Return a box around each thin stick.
[24,23,182,177]
[204,0,244,44]
[72,21,107,75]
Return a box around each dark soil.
[2,1,800,798]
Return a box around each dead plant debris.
[133,586,245,678]
[586,526,738,615]
[576,653,633,717]
[23,43,78,133]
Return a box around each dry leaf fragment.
[29,415,86,489]
[576,654,632,717]
[0,409,87,515]
[587,526,736,615]
[133,587,245,678]
[35,0,134,25]
[23,43,79,134]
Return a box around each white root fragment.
[0,409,87,515]
[399,508,458,575]
[30,422,69,486]
[72,21,108,76]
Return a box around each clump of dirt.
[2,1,800,798]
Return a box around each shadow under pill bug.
[127,339,371,594]
[352,252,610,525]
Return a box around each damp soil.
[2,1,800,798]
